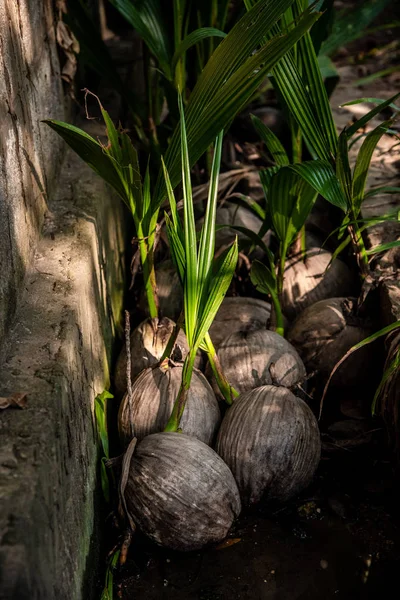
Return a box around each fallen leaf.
[215,537,241,550]
[0,393,28,410]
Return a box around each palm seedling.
[163,95,239,425]
[241,0,400,331]
[45,0,321,397]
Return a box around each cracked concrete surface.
[0,134,128,599]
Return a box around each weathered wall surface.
[0,135,127,599]
[0,0,65,350]
[0,2,129,598]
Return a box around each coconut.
[216,385,321,505]
[114,317,188,397]
[287,297,374,387]
[213,328,306,394]
[121,432,241,551]
[118,363,220,446]
[209,297,271,350]
[139,260,182,320]
[281,245,355,320]
[215,202,268,249]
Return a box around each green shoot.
[94,390,114,504]
[164,96,238,430]
[100,548,121,600]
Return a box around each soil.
[116,446,400,600]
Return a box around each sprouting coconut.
[216,385,321,505]
[213,328,306,394]
[139,260,183,320]
[118,362,220,447]
[281,244,355,320]
[114,317,188,397]
[120,432,241,551]
[209,297,271,350]
[287,297,374,387]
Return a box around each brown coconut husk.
[216,385,321,505]
[114,317,188,397]
[214,202,269,250]
[209,297,271,350]
[287,298,374,388]
[120,432,241,551]
[212,328,306,394]
[282,244,355,321]
[118,363,220,447]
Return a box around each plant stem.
[204,333,239,404]
[136,221,158,319]
[270,246,286,337]
[160,311,185,363]
[269,289,285,337]
[349,221,370,279]
[164,349,197,432]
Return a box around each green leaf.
[320,0,391,57]
[352,120,393,214]
[94,390,113,459]
[365,186,400,199]
[110,0,173,79]
[172,27,227,72]
[366,240,400,256]
[269,167,318,250]
[193,240,238,350]
[153,0,320,208]
[335,128,353,205]
[250,259,277,296]
[198,131,224,313]
[292,0,338,156]
[321,320,400,413]
[345,92,400,138]
[251,114,289,165]
[44,120,128,204]
[317,53,339,79]
[352,65,400,87]
[259,165,282,192]
[101,549,121,600]
[179,95,198,346]
[165,213,185,282]
[372,343,400,414]
[340,97,400,112]
[288,159,348,210]
[326,233,351,265]
[216,224,273,260]
[226,193,267,221]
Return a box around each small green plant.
[46,0,320,334]
[163,95,238,428]
[239,0,399,314]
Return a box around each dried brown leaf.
[0,393,28,410]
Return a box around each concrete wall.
[0,2,128,598]
[0,0,65,351]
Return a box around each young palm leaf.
[164,97,238,431]
[153,0,322,207]
[45,98,159,317]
